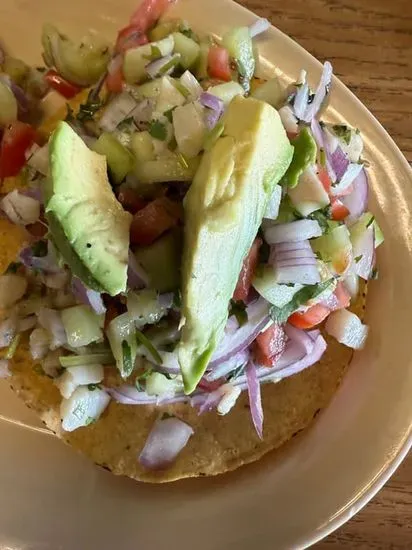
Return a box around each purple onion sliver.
[199,92,224,113]
[245,360,264,439]
[302,61,333,123]
[341,167,369,225]
[138,417,194,470]
[157,292,174,309]
[284,324,315,355]
[128,251,148,289]
[330,146,350,180]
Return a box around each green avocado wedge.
[46,122,132,296]
[178,95,294,394]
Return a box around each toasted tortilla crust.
[7,288,366,483]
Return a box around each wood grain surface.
[238,0,412,546]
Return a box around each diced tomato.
[318,167,332,194]
[117,188,147,214]
[197,378,223,392]
[253,324,286,367]
[207,46,232,82]
[105,57,125,94]
[333,281,351,310]
[288,303,330,330]
[129,0,173,31]
[233,238,262,302]
[330,198,350,221]
[286,131,298,141]
[130,197,182,246]
[44,70,82,99]
[115,25,148,53]
[0,122,38,179]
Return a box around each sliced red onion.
[1,190,40,226]
[330,163,364,197]
[157,292,174,309]
[249,17,271,38]
[352,225,375,280]
[264,219,322,245]
[284,324,315,355]
[209,298,270,368]
[330,146,349,180]
[325,309,368,349]
[275,240,312,253]
[191,383,241,415]
[99,91,137,132]
[127,251,148,289]
[310,118,337,183]
[341,167,369,225]
[19,242,61,274]
[71,277,106,314]
[107,384,189,405]
[302,61,333,123]
[199,92,224,113]
[139,416,194,470]
[20,185,43,203]
[293,80,309,120]
[269,240,319,284]
[37,308,67,350]
[0,359,10,379]
[180,70,203,101]
[245,360,263,439]
[145,53,180,80]
[206,348,249,381]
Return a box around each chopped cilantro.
[77,90,103,123]
[354,255,363,263]
[135,367,153,391]
[148,120,167,141]
[229,299,248,327]
[31,240,48,257]
[371,267,379,280]
[164,107,176,123]
[135,330,163,365]
[366,215,375,228]
[6,262,22,274]
[85,416,95,426]
[270,279,335,324]
[332,124,352,145]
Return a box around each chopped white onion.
[61,386,110,432]
[249,18,271,38]
[138,416,194,470]
[37,308,67,350]
[0,274,27,309]
[325,309,368,349]
[180,70,203,101]
[42,271,69,290]
[55,364,104,399]
[172,102,206,158]
[30,327,51,360]
[17,315,37,333]
[216,384,241,415]
[330,163,364,197]
[278,105,299,136]
[99,92,137,132]
[42,349,62,377]
[264,219,322,244]
[1,190,40,225]
[26,143,49,176]
[302,61,333,123]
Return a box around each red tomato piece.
[0,122,37,179]
[130,197,181,246]
[117,188,147,214]
[233,238,262,302]
[288,303,330,330]
[207,46,232,82]
[115,25,148,53]
[44,70,82,99]
[330,198,350,221]
[253,324,286,367]
[318,167,332,194]
[129,0,173,31]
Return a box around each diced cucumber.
[56,364,104,399]
[264,184,282,220]
[172,102,205,158]
[106,312,138,378]
[251,76,285,108]
[311,225,353,274]
[92,133,134,184]
[222,26,255,91]
[60,386,110,432]
[253,265,303,307]
[149,19,182,41]
[133,230,182,292]
[349,212,384,248]
[172,32,200,69]
[145,371,181,396]
[130,131,155,163]
[134,78,164,99]
[134,154,200,183]
[180,70,203,100]
[123,36,175,84]
[195,42,209,79]
[127,289,168,328]
[288,165,330,217]
[61,305,103,348]
[208,81,245,106]
[154,75,186,114]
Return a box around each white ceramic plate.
[1,0,412,548]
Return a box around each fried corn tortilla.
[2,94,367,483]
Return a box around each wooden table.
[240,0,412,546]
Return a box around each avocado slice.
[178,95,294,393]
[46,122,132,296]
